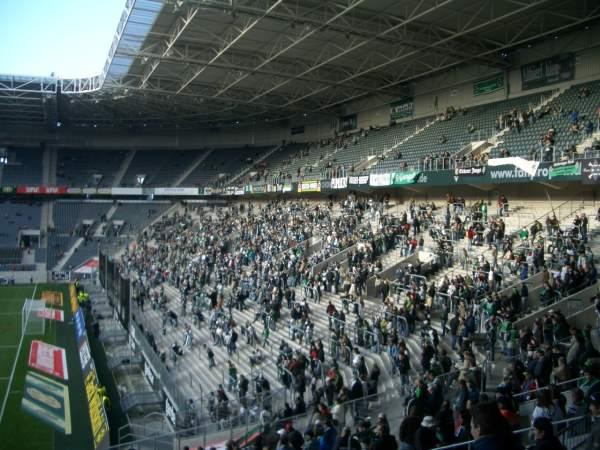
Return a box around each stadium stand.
[494,80,600,160]
[179,146,270,187]
[88,195,598,449]
[2,2,600,448]
[371,91,553,172]
[48,201,112,270]
[120,150,202,187]
[0,201,41,247]
[56,148,129,187]
[1,148,43,185]
[109,201,171,235]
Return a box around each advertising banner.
[36,307,65,322]
[331,177,348,189]
[390,97,414,121]
[69,284,79,314]
[348,175,369,185]
[247,184,265,194]
[143,358,157,387]
[153,187,198,196]
[66,187,82,194]
[16,186,68,195]
[21,371,71,434]
[488,157,540,177]
[0,185,15,194]
[582,158,600,184]
[78,339,92,373]
[549,161,581,179]
[453,166,487,182]
[28,340,69,380]
[111,187,143,195]
[84,368,109,448]
[473,74,504,96]
[165,394,177,426]
[391,171,420,185]
[369,173,391,187]
[521,53,575,90]
[298,180,321,192]
[282,184,293,193]
[74,308,86,342]
[42,291,63,308]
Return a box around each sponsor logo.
[348,175,369,185]
[331,177,348,189]
[489,166,550,180]
[582,159,600,184]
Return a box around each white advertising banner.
[369,173,391,187]
[331,177,348,189]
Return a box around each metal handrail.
[433,414,587,450]
[512,375,585,401]
[109,391,383,450]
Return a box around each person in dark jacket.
[372,423,398,450]
[470,402,521,450]
[414,416,438,450]
[585,392,600,450]
[398,407,421,450]
[531,417,565,450]
[334,426,360,450]
[282,422,304,450]
[320,419,338,450]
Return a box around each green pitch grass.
[0,284,93,450]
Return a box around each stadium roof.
[1,0,599,129]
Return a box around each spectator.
[531,417,566,450]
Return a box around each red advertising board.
[16,185,68,195]
[36,307,65,322]
[28,340,69,380]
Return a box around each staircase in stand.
[174,148,214,187]
[112,150,137,187]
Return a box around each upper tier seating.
[111,202,171,234]
[52,201,111,235]
[493,80,600,159]
[319,117,433,173]
[373,91,552,171]
[2,148,43,185]
[57,148,128,187]
[0,201,42,247]
[180,146,270,187]
[120,150,202,187]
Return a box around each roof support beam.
[177,0,284,94]
[282,0,553,108]
[244,0,455,103]
[140,5,199,88]
[212,0,373,98]
[311,4,600,112]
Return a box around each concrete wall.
[365,250,423,297]
[0,270,48,284]
[312,244,356,275]
[514,283,598,329]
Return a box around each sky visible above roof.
[0,0,125,78]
